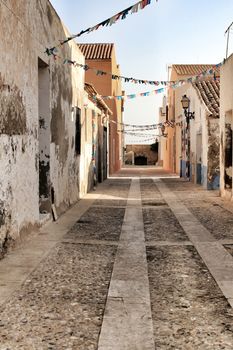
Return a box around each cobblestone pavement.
[1,168,233,349]
[0,244,116,350]
[141,178,233,349]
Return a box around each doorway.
[103,127,108,180]
[196,133,202,185]
[38,58,50,214]
[224,122,232,190]
[135,156,147,165]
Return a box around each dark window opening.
[75,107,81,155]
[166,105,169,121]
[225,123,232,189]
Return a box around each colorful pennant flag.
[62,59,221,87]
[98,87,165,100]
[46,0,156,56]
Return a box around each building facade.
[163,64,220,189]
[158,96,167,166]
[220,54,233,199]
[84,83,112,191]
[0,0,108,255]
[125,144,158,165]
[79,43,123,175]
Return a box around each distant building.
[125,145,158,166]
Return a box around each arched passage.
[135,156,147,165]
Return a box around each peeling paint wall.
[0,77,27,135]
[220,55,233,199]
[0,0,85,254]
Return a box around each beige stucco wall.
[158,107,166,166]
[185,85,209,185]
[79,98,94,197]
[0,0,86,252]
[165,77,189,174]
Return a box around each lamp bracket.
[184,110,195,120]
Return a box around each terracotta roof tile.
[79,43,114,60]
[193,80,220,118]
[173,64,220,77]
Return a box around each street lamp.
[180,95,195,180]
[181,95,195,123]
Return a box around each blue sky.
[50,0,233,143]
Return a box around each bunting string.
[109,119,175,129]
[125,136,159,143]
[94,70,220,101]
[45,0,155,56]
[102,116,173,140]
[99,87,166,100]
[62,59,222,87]
[120,131,160,137]
[48,45,222,89]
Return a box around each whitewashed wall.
[0,0,85,252]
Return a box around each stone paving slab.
[108,280,150,302]
[120,229,145,242]
[111,265,148,281]
[195,242,233,267]
[218,281,233,299]
[0,282,20,304]
[98,179,155,350]
[98,299,154,350]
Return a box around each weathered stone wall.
[220,54,233,199]
[0,0,85,253]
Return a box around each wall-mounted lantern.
[181,95,195,123]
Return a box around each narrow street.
[1,167,233,349]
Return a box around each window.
[75,107,81,155]
[166,105,169,121]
